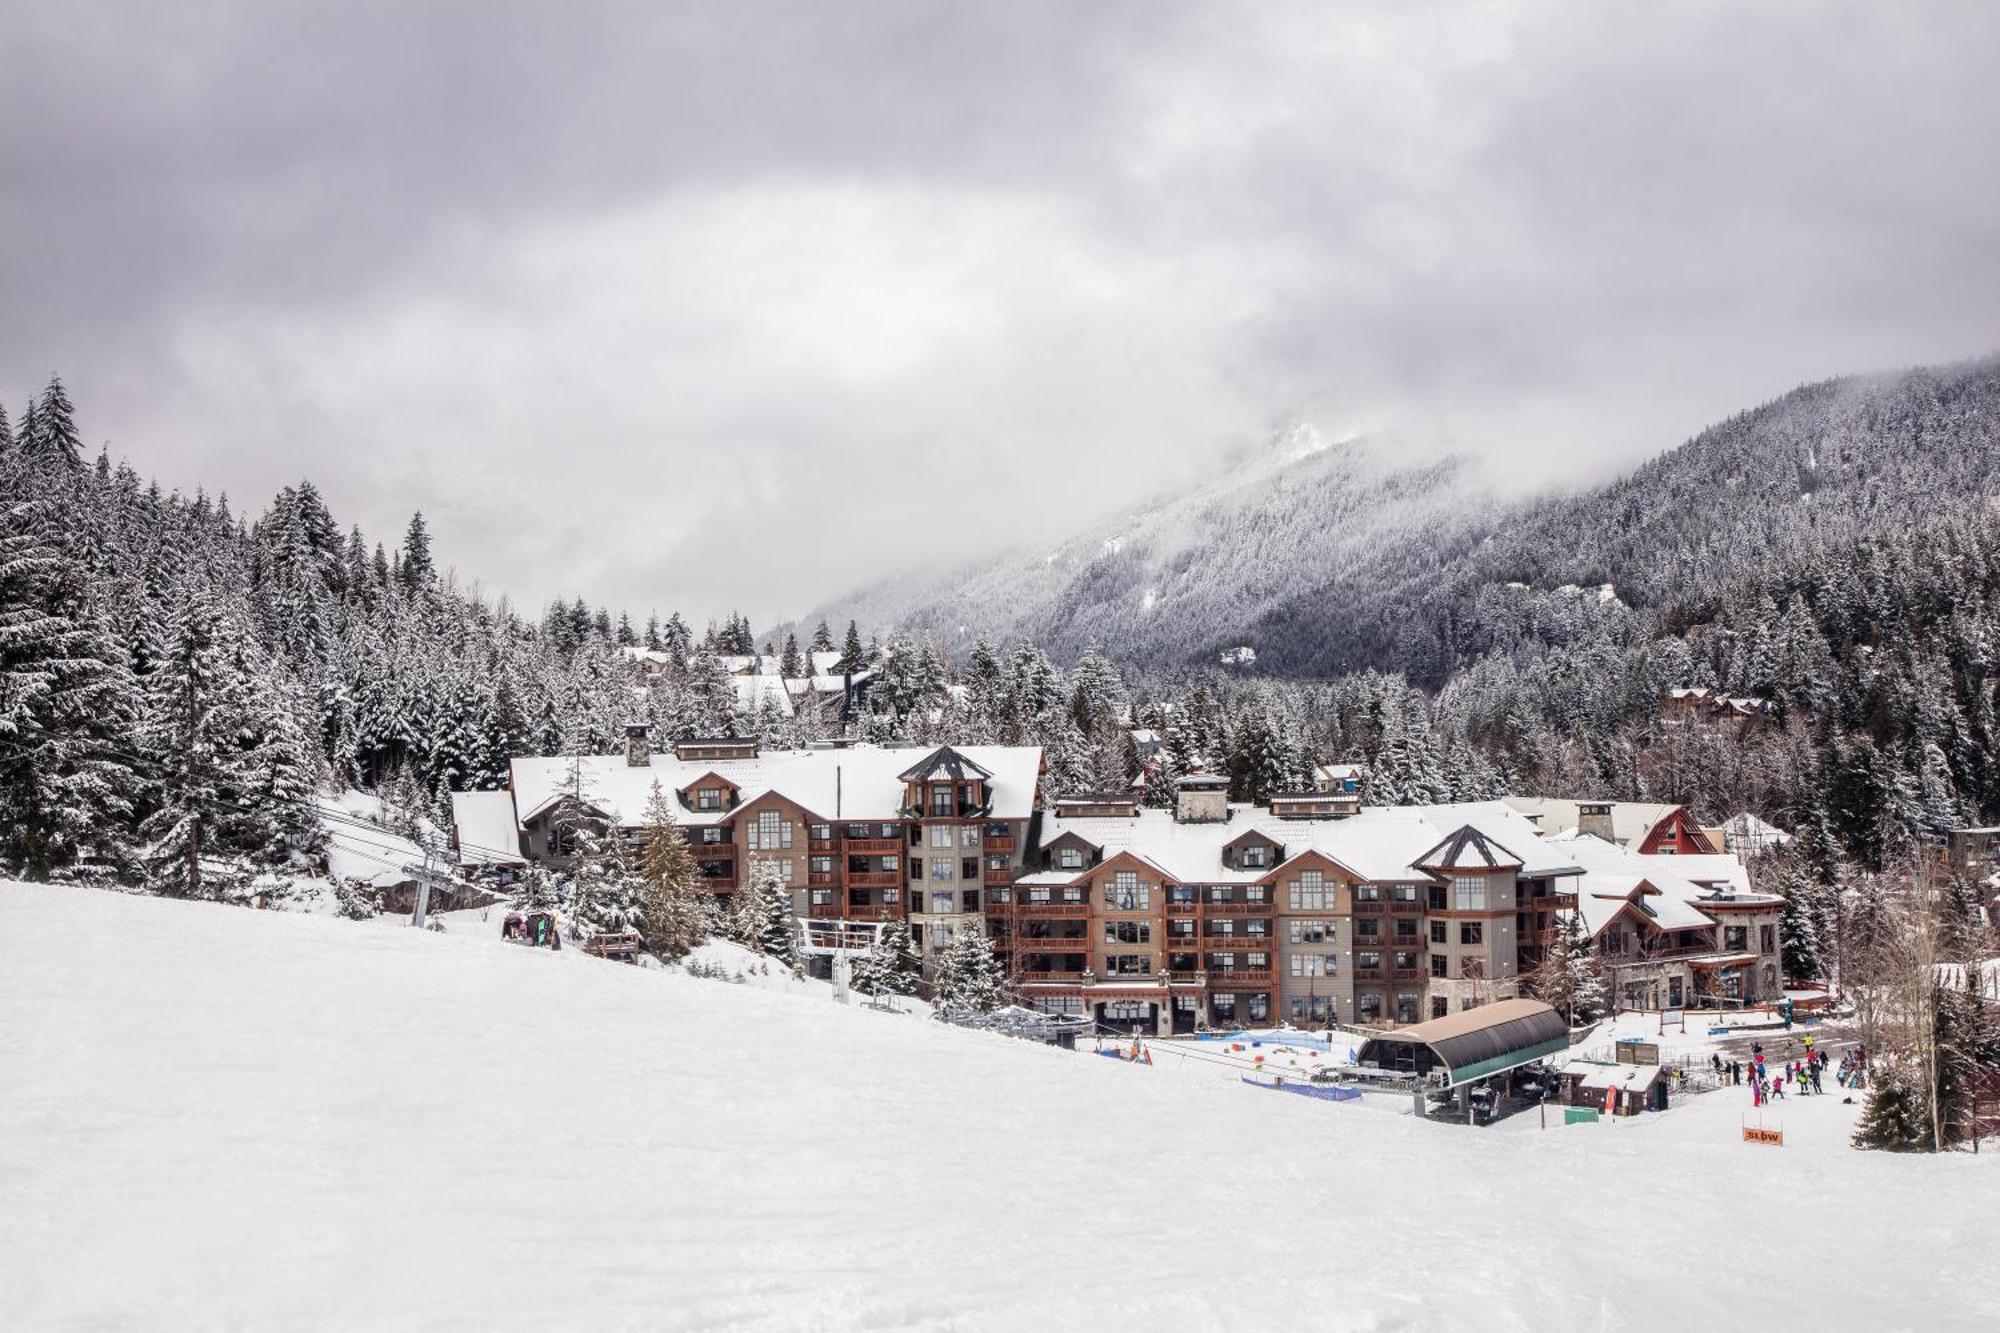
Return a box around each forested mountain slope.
[816,355,2000,686]
[796,426,1481,665]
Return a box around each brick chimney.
[624,723,651,768]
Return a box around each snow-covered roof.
[450,790,526,866]
[733,673,794,717]
[1029,800,1579,886]
[1502,797,1685,847]
[505,744,1043,831]
[1577,1062,1663,1091]
[1547,831,1770,938]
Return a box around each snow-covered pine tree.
[398,512,434,595]
[636,781,714,961]
[730,859,800,970]
[932,928,1005,1013]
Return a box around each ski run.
[4,881,1997,1333]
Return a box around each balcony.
[1205,969,1274,986]
[984,868,1015,886]
[845,837,904,855]
[809,870,837,887]
[1018,935,1091,950]
[1353,967,1385,982]
[1015,898,1089,918]
[1018,969,1090,983]
[1352,898,1387,914]
[809,837,837,854]
[1202,900,1273,916]
[848,871,900,889]
[984,834,1016,854]
[1389,898,1424,914]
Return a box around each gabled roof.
[897,746,994,783]
[1503,797,1685,848]
[1415,825,1524,872]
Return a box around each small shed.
[1354,998,1570,1088]
[1570,1061,1668,1116]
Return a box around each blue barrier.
[1240,1077,1361,1102]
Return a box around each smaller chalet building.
[1546,830,1784,1010]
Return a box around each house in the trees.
[1945,826,2000,873]
[1662,686,1773,727]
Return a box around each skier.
[1810,1061,1823,1095]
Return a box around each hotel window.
[880,823,899,839]
[1035,995,1084,1017]
[961,858,979,880]
[747,811,791,850]
[767,859,794,882]
[1105,921,1152,945]
[1246,952,1269,969]
[1459,922,1483,945]
[1290,955,1324,978]
[1429,920,1446,943]
[1169,885,1197,904]
[1210,920,1235,938]
[809,856,834,874]
[701,827,723,844]
[961,826,981,847]
[1392,883,1419,902]
[1240,846,1267,868]
[1760,925,1776,953]
[1452,875,1487,912]
[1290,920,1330,945]
[1210,953,1236,970]
[1356,884,1382,902]
[881,855,899,871]
[696,788,720,811]
[1247,995,1269,1022]
[1106,954,1149,975]
[1028,887,1051,904]
[962,890,980,912]
[1430,954,1447,977]
[1724,925,1748,951]
[1289,870,1328,911]
[1395,919,1418,938]
[809,890,834,908]
[1105,871,1149,911]
[1212,993,1237,1016]
[1246,885,1268,903]
[1357,951,1382,970]
[910,857,923,879]
[930,785,954,815]
[1357,994,1383,1022]
[846,823,871,839]
[809,824,831,841]
[1245,920,1269,939]
[930,891,957,914]
[1061,887,1085,903]
[1395,951,1419,971]
[987,855,1009,872]
[930,860,954,882]
[930,825,954,848]
[1057,847,1084,870]
[1356,919,1380,938]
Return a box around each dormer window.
[1240,846,1268,868]
[1057,847,1083,870]
[930,785,954,815]
[696,788,720,812]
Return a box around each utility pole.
[411,846,435,930]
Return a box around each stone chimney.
[1174,774,1230,824]
[1577,800,1615,843]
[624,723,651,768]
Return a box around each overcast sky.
[4,2,1998,626]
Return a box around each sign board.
[1564,1107,1601,1125]
[1742,1126,1785,1146]
[1616,1041,1661,1066]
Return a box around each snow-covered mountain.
[799,425,1482,667]
[805,354,2000,682]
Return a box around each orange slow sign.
[1742,1126,1784,1146]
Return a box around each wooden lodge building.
[451,737,1779,1034]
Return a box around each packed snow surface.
[4,883,1997,1332]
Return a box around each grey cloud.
[3,2,1998,625]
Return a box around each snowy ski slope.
[2,882,1996,1332]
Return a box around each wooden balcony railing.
[845,837,904,855]
[847,871,900,889]
[1202,900,1273,916]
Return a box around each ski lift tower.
[797,918,889,1003]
